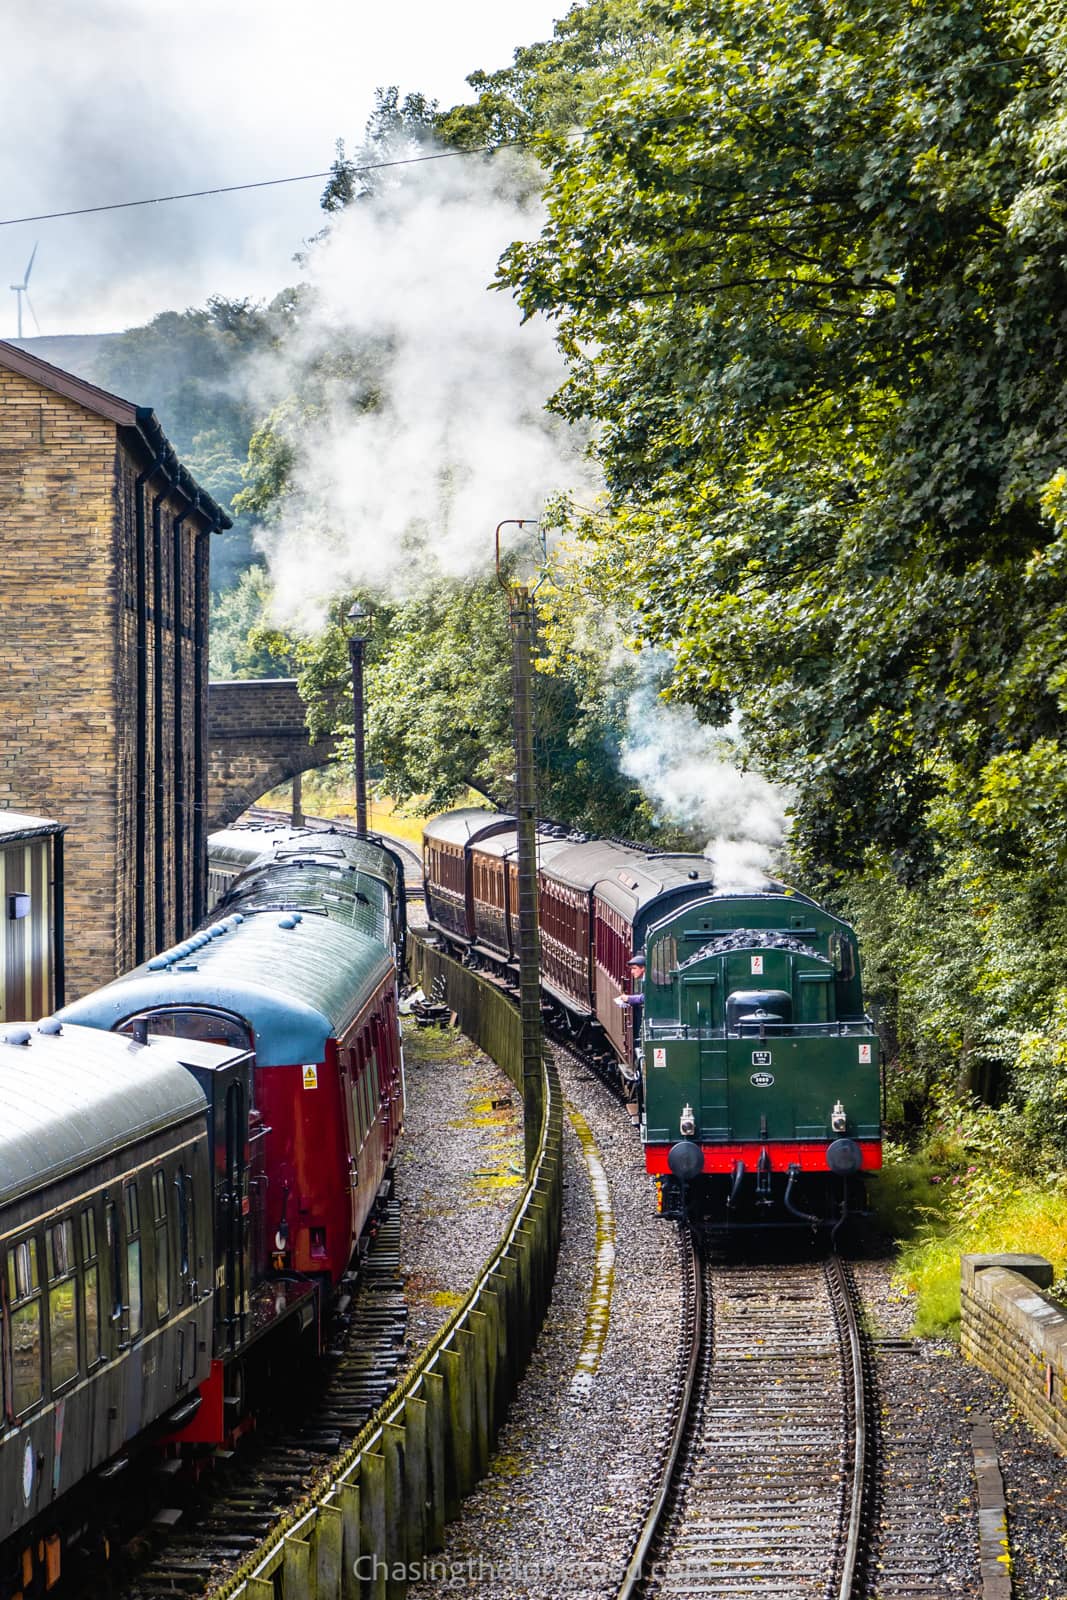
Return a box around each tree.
[209,566,296,680]
[290,573,658,838]
[435,0,665,151]
[500,0,1067,883]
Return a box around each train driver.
[614,950,646,1010]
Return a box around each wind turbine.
[10,243,39,338]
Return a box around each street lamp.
[347,600,372,838]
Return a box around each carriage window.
[81,1208,100,1368]
[176,1168,190,1281]
[47,1219,78,1391]
[7,1237,42,1415]
[116,1008,253,1052]
[125,1183,142,1339]
[153,1170,170,1321]
[651,937,677,987]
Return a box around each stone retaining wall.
[961,1252,1067,1454]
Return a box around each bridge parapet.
[208,679,337,830]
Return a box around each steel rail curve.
[617,1251,873,1600]
[827,1252,870,1600]
[616,1224,705,1600]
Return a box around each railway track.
[621,1242,873,1600]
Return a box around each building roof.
[0,808,64,843]
[0,339,231,531]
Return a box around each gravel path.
[405,1045,682,1599]
[856,1259,1067,1600]
[395,1022,523,1351]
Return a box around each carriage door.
[222,1082,249,1352]
[682,972,728,1139]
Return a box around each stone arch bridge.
[208,680,337,830]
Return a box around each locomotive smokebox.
[667,1139,704,1182]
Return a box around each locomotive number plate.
[750,1072,775,1088]
[751,1050,773,1067]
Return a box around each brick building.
[0,341,230,998]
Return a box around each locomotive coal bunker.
[641,890,880,1228]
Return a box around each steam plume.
[620,668,790,889]
[255,144,593,629]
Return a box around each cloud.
[0,1,567,336]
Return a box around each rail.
[210,934,563,1600]
[827,1253,870,1599]
[616,1251,872,1599]
[616,1226,705,1599]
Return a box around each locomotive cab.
[726,989,793,1030]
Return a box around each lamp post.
[347,600,371,837]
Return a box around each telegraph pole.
[347,601,371,837]
[496,521,545,1174]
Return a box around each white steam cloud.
[256,146,594,629]
[620,670,791,890]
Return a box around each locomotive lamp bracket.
[679,1103,696,1137]
[831,1100,848,1133]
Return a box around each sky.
[0,0,569,338]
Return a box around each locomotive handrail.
[212,934,564,1600]
[643,1019,877,1040]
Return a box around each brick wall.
[0,369,122,997]
[0,365,214,997]
[207,680,336,829]
[209,679,309,737]
[961,1253,1067,1454]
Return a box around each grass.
[875,1112,1067,1337]
[259,763,485,845]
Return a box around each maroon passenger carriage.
[423,810,715,1080]
[60,828,406,1444]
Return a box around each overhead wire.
[0,141,523,230]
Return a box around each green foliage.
[209,566,296,680]
[500,0,1067,880]
[320,87,441,211]
[288,575,655,836]
[90,295,295,590]
[435,0,665,151]
[890,1091,1067,1335]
